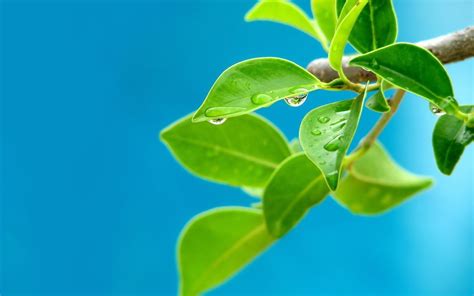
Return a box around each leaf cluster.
[160,1,473,294]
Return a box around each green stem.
[344,89,407,166]
[338,69,364,92]
[454,109,469,122]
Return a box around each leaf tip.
[243,2,258,22]
[191,112,205,123]
[326,173,339,191]
[439,166,454,176]
[158,128,170,143]
[266,220,286,239]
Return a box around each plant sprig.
[160,0,473,294]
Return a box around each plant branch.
[307,26,474,83]
[344,89,406,167]
[360,89,406,148]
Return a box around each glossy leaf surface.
[263,153,329,237]
[337,0,397,53]
[329,0,368,71]
[366,80,390,112]
[311,0,338,43]
[289,138,303,154]
[178,207,274,296]
[300,87,367,190]
[245,0,326,45]
[334,142,433,214]
[193,58,320,122]
[433,105,474,175]
[161,113,291,187]
[350,43,459,114]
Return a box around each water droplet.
[326,171,339,191]
[370,58,380,70]
[311,129,322,136]
[251,93,273,105]
[323,136,342,151]
[332,122,346,132]
[205,106,246,117]
[319,160,326,165]
[208,118,227,125]
[330,118,346,126]
[284,94,307,107]
[285,88,308,107]
[429,102,446,116]
[317,116,330,123]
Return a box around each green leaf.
[161,113,291,187]
[263,153,329,237]
[337,0,357,20]
[432,105,474,175]
[366,80,390,112]
[311,0,338,42]
[337,0,397,53]
[245,0,327,48]
[334,142,433,215]
[178,207,274,296]
[289,138,303,154]
[242,186,264,198]
[300,87,367,190]
[193,58,320,123]
[329,0,368,72]
[350,43,459,115]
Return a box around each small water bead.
[323,136,343,152]
[317,116,330,124]
[326,171,339,190]
[251,93,273,105]
[311,129,322,136]
[208,118,227,125]
[284,88,308,107]
[429,102,446,116]
[332,122,346,132]
[330,118,346,126]
[284,94,307,107]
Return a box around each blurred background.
[1,0,473,295]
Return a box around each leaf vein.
[192,224,269,294]
[166,134,279,169]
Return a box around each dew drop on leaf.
[208,118,227,125]
[332,122,346,132]
[284,88,308,107]
[251,93,273,105]
[317,116,330,123]
[330,118,346,126]
[311,129,322,136]
[323,136,342,151]
[284,94,307,107]
[429,102,446,116]
[326,171,339,190]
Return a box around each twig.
[307,26,474,83]
[360,89,406,148]
[343,89,406,167]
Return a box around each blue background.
[1,0,473,295]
